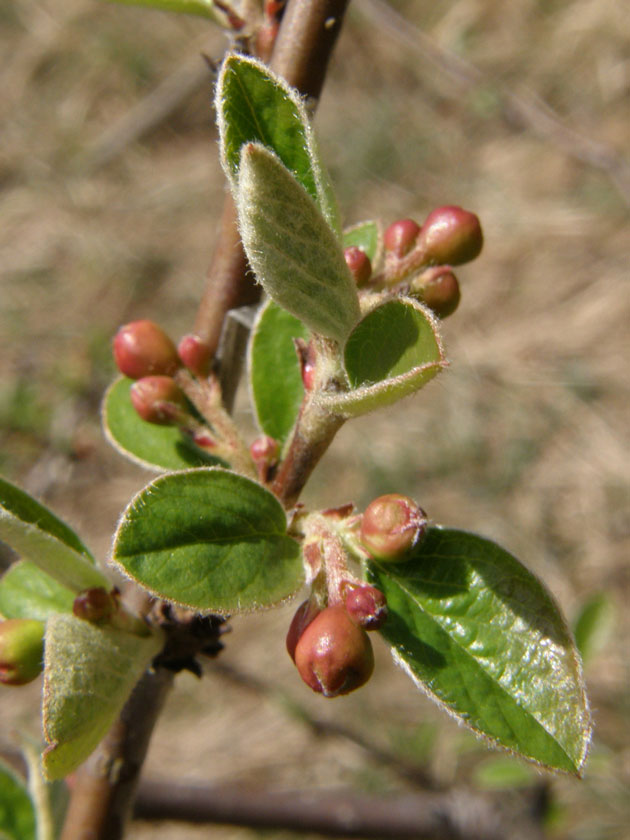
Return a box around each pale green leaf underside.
[42,615,163,780]
[217,53,339,231]
[105,0,223,21]
[368,527,591,775]
[0,561,75,620]
[103,377,221,472]
[237,144,360,343]
[0,479,107,593]
[112,468,303,613]
[248,300,308,445]
[0,761,36,840]
[343,220,381,264]
[320,298,446,417]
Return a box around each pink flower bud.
[0,619,44,686]
[286,599,321,662]
[344,246,372,287]
[418,206,483,266]
[294,605,374,697]
[414,267,461,318]
[344,584,388,630]
[177,334,212,378]
[72,587,116,623]
[130,376,188,425]
[113,320,180,380]
[360,494,427,561]
[384,218,421,257]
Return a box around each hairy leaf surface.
[248,300,308,445]
[0,478,106,592]
[368,527,591,774]
[112,468,303,613]
[42,615,163,780]
[237,144,360,343]
[0,561,75,620]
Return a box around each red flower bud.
[384,218,420,258]
[344,246,372,287]
[73,587,116,623]
[360,494,427,561]
[113,320,180,380]
[344,584,388,630]
[286,599,321,662]
[177,334,212,378]
[418,206,483,266]
[0,619,44,686]
[414,267,461,319]
[130,376,188,425]
[294,605,374,697]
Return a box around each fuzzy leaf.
[0,561,75,621]
[0,478,107,593]
[248,300,308,445]
[236,144,360,343]
[112,468,303,613]
[103,377,221,472]
[320,298,446,417]
[105,0,224,21]
[368,527,591,775]
[0,761,36,840]
[42,615,163,780]
[217,54,339,231]
[343,220,381,264]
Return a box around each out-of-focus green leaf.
[0,561,75,621]
[0,761,36,840]
[573,592,614,664]
[105,0,224,22]
[343,220,381,264]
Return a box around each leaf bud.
[360,493,427,561]
[72,587,116,623]
[294,605,374,697]
[113,320,180,380]
[250,435,280,482]
[177,334,212,378]
[418,205,483,266]
[344,584,388,630]
[383,218,421,258]
[286,598,321,662]
[0,619,45,686]
[343,246,372,287]
[130,376,188,425]
[413,267,461,319]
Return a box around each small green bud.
[344,584,388,630]
[344,246,372,287]
[113,320,180,380]
[360,493,427,561]
[0,619,45,686]
[294,605,374,697]
[418,205,483,266]
[130,376,188,425]
[384,218,421,257]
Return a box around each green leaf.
[105,0,224,22]
[21,736,68,840]
[0,561,75,621]
[236,144,360,343]
[573,592,614,664]
[320,298,446,417]
[368,527,591,775]
[343,220,382,264]
[0,478,107,593]
[248,301,308,445]
[103,377,221,472]
[0,761,36,840]
[217,54,339,232]
[42,615,163,781]
[112,468,303,613]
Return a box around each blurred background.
[1,0,628,837]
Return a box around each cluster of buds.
[112,320,213,427]
[0,618,45,686]
[380,205,483,318]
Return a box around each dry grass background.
[1,0,629,837]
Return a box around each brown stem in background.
[59,667,173,840]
